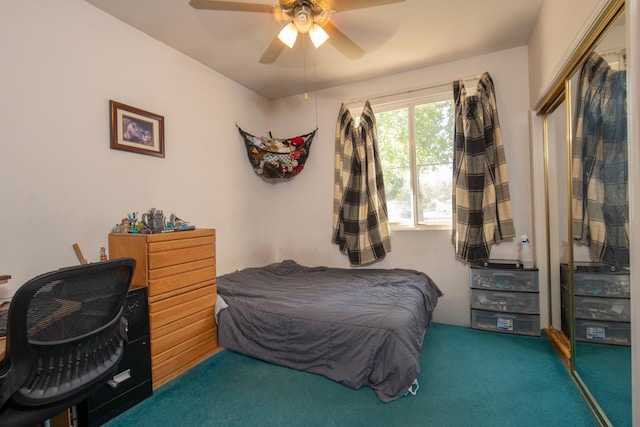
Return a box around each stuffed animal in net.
[237,126,317,180]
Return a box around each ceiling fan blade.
[189,0,275,13]
[322,21,365,60]
[327,0,405,12]
[259,36,286,64]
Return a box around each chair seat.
[0,372,117,427]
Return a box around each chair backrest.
[0,258,135,408]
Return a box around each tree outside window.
[376,95,454,229]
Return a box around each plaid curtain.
[451,72,515,263]
[571,52,629,267]
[332,101,391,265]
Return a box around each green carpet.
[106,324,599,427]
[575,341,631,427]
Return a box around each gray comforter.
[216,260,443,402]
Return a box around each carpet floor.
[106,323,601,427]
[575,341,631,427]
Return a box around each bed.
[215,260,443,402]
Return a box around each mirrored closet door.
[539,1,630,425]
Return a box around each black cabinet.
[77,286,152,426]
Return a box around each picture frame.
[110,100,165,158]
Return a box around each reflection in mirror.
[567,11,630,427]
[571,13,628,268]
[545,98,567,340]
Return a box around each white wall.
[527,0,606,105]
[267,47,534,326]
[0,0,276,298]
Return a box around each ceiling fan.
[189,0,405,64]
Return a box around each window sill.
[390,224,451,232]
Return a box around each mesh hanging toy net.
[238,126,317,180]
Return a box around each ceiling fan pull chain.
[303,36,309,100]
[314,46,319,128]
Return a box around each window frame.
[371,90,454,231]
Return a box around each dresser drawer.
[148,283,215,313]
[574,295,630,322]
[471,289,539,314]
[148,263,216,297]
[152,331,219,386]
[151,315,217,355]
[148,258,214,281]
[574,319,630,346]
[471,309,540,336]
[150,306,215,341]
[573,274,629,297]
[470,268,538,291]
[148,245,215,270]
[152,327,218,368]
[148,285,215,329]
[560,263,630,298]
[148,235,215,252]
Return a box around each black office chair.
[0,258,136,427]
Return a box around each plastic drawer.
[574,319,631,346]
[470,268,538,292]
[471,309,541,336]
[574,295,630,322]
[573,273,630,297]
[560,264,630,297]
[471,289,539,314]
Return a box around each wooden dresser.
[108,228,220,390]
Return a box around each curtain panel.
[451,72,515,263]
[332,101,391,265]
[571,52,629,267]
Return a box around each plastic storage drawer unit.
[560,263,631,346]
[470,264,540,336]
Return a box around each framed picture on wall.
[110,100,165,158]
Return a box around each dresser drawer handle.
[492,273,516,278]
[107,369,131,388]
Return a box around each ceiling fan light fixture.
[278,23,298,48]
[293,6,313,34]
[309,24,329,48]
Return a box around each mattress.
[216,260,443,402]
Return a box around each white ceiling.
[84,0,544,100]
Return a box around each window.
[375,93,454,229]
